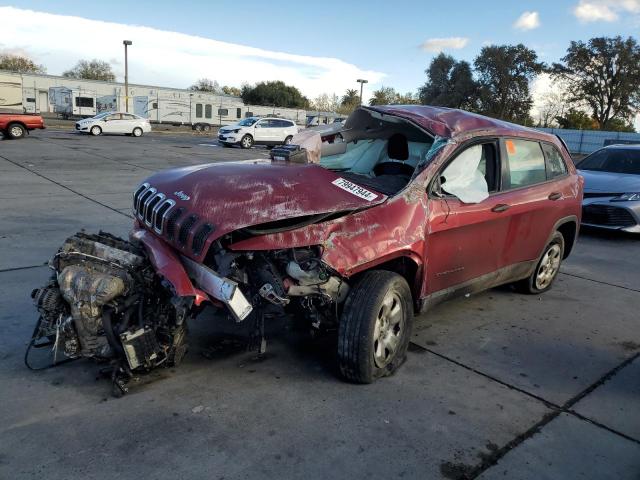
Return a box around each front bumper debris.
[181,256,253,322]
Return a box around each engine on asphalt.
[28,231,189,395]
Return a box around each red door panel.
[425,194,511,295]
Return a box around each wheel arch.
[7,121,27,133]
[349,253,422,312]
[553,216,578,259]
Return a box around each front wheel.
[132,127,143,137]
[8,123,26,139]
[515,231,565,294]
[338,271,413,383]
[240,134,253,149]
[90,125,102,136]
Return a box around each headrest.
[387,133,409,161]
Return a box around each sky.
[1,0,640,112]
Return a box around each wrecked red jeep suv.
[30,106,583,393]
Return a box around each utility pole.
[356,78,368,105]
[123,40,132,112]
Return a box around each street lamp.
[356,78,368,105]
[123,40,132,112]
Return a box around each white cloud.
[513,11,541,30]
[573,0,640,22]
[420,37,469,53]
[0,6,385,99]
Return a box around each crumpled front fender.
[130,228,209,306]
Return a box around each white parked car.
[75,112,152,137]
[218,117,299,148]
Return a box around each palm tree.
[341,89,360,106]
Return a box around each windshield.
[93,112,111,119]
[238,117,258,126]
[579,148,640,175]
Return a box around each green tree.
[189,78,220,92]
[0,53,46,73]
[603,118,636,133]
[474,44,544,124]
[555,108,597,130]
[418,53,478,109]
[241,81,309,108]
[62,59,115,81]
[341,89,359,106]
[368,86,404,105]
[552,36,640,130]
[221,85,242,96]
[396,91,418,104]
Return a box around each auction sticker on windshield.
[332,178,379,201]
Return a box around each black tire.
[132,127,143,137]
[284,135,293,145]
[514,231,565,294]
[202,124,211,132]
[194,124,203,132]
[90,125,102,136]
[338,270,413,383]
[7,123,26,139]
[240,134,253,149]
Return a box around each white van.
[218,116,299,148]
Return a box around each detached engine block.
[28,232,188,394]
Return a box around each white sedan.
[75,112,152,137]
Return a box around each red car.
[0,113,45,139]
[30,106,583,393]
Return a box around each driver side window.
[439,142,499,204]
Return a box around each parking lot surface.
[1,129,638,479]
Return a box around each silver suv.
[218,116,299,148]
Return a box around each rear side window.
[542,144,568,178]
[504,139,547,189]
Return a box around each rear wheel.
[90,125,102,136]
[132,127,143,137]
[240,134,253,149]
[194,124,203,132]
[202,124,211,132]
[8,123,25,139]
[515,231,564,294]
[338,270,413,383]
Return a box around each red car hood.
[142,160,387,253]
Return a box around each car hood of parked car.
[143,159,387,240]
[578,169,640,194]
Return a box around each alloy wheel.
[373,290,405,368]
[10,125,24,138]
[535,244,561,290]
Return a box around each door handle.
[548,192,562,201]
[491,203,510,213]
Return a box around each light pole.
[123,40,132,112]
[356,78,368,105]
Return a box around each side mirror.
[255,123,262,128]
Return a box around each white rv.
[49,87,97,118]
